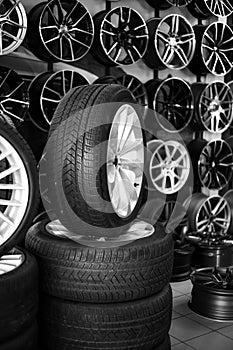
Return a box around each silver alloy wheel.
[0,135,29,246]
[38,0,94,62]
[167,0,192,6]
[107,104,144,218]
[192,81,233,133]
[0,0,27,55]
[28,70,89,132]
[188,193,230,235]
[204,0,233,16]
[201,22,233,76]
[155,14,195,70]
[146,139,163,191]
[198,140,233,190]
[0,248,23,275]
[0,67,29,124]
[149,140,190,194]
[154,77,194,133]
[99,7,148,66]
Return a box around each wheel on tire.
[40,84,145,237]
[0,119,39,256]
[0,247,38,342]
[38,284,172,350]
[26,219,173,303]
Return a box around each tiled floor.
[170,280,233,349]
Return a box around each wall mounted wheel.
[188,0,233,19]
[191,81,233,133]
[149,140,190,195]
[92,7,148,66]
[146,77,194,133]
[28,70,89,132]
[28,0,94,62]
[0,67,28,126]
[189,23,233,76]
[0,0,27,55]
[188,139,233,190]
[189,267,233,321]
[144,15,195,70]
[187,193,231,235]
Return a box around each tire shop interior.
[0,0,233,349]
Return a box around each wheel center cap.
[169,37,177,46]
[60,24,68,34]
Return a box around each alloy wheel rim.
[191,267,233,290]
[100,6,148,66]
[149,140,190,194]
[0,135,29,246]
[0,247,24,275]
[0,0,27,55]
[204,0,233,17]
[155,14,195,70]
[107,104,144,218]
[39,0,94,62]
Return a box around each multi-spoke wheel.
[0,0,27,55]
[0,247,23,275]
[0,118,39,257]
[92,7,148,66]
[187,193,231,235]
[189,267,233,321]
[188,139,233,190]
[28,70,89,132]
[146,77,194,133]
[144,15,195,70]
[107,104,144,218]
[0,67,28,126]
[192,81,233,133]
[188,0,233,19]
[27,0,94,62]
[149,140,190,194]
[189,23,233,76]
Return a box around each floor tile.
[187,313,233,331]
[218,325,233,339]
[172,310,182,320]
[170,336,180,346]
[170,316,211,341]
[171,280,192,295]
[172,343,195,349]
[172,289,184,298]
[173,295,192,316]
[186,332,233,350]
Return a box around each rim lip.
[154,14,196,70]
[201,22,233,77]
[0,247,24,275]
[39,0,94,62]
[190,267,233,293]
[0,67,29,123]
[197,139,233,190]
[149,140,190,195]
[100,6,149,66]
[0,0,27,55]
[195,195,231,235]
[0,134,29,247]
[153,77,194,133]
[197,81,233,133]
[107,103,144,218]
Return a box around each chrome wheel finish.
[189,267,233,321]
[0,67,28,125]
[201,22,233,76]
[188,0,233,18]
[167,0,192,6]
[107,104,144,218]
[153,77,194,132]
[149,140,190,194]
[0,247,23,275]
[0,0,27,55]
[28,70,89,132]
[188,193,230,235]
[154,14,195,70]
[192,81,233,133]
[38,0,94,62]
[0,135,29,247]
[99,7,148,66]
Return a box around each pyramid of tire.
[26,85,174,350]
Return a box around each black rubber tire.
[0,119,39,256]
[26,219,173,303]
[0,321,38,350]
[39,284,172,350]
[0,247,38,342]
[42,84,145,236]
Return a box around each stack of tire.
[26,84,174,350]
